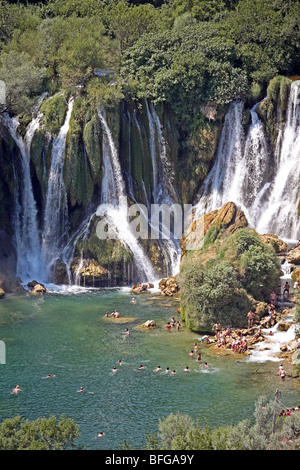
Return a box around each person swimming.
[111,366,117,372]
[184,366,190,372]
[171,370,176,375]
[138,364,145,370]
[42,373,56,379]
[153,365,162,372]
[11,385,22,394]
[96,431,105,438]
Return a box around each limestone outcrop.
[158,277,179,297]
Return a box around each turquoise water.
[0,286,299,450]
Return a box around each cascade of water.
[96,108,156,282]
[1,110,43,282]
[195,82,300,241]
[143,101,181,275]
[42,98,74,277]
[195,100,245,218]
[255,81,300,239]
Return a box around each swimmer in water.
[42,373,56,379]
[184,366,190,372]
[117,359,122,365]
[196,353,202,362]
[165,367,170,373]
[11,385,22,394]
[77,387,85,392]
[189,350,194,357]
[171,370,176,375]
[96,432,105,438]
[153,365,162,372]
[200,362,208,368]
[123,328,129,336]
[111,366,117,373]
[138,364,145,370]
[130,298,136,304]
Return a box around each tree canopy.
[0,0,298,116]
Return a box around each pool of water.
[0,286,299,450]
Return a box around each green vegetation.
[0,0,298,118]
[0,414,80,450]
[136,395,300,450]
[179,228,281,331]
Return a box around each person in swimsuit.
[165,322,171,331]
[153,365,162,372]
[213,322,222,339]
[12,385,22,394]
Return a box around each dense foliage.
[140,395,300,450]
[178,229,281,331]
[0,0,299,118]
[0,414,80,450]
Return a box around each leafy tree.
[107,0,161,53]
[0,50,46,114]
[0,414,80,450]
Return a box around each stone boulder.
[258,234,289,254]
[0,277,25,294]
[158,277,179,296]
[277,321,290,332]
[180,202,248,256]
[291,267,300,283]
[287,245,300,265]
[141,320,156,328]
[71,258,108,286]
[28,281,47,294]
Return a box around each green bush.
[179,228,280,332]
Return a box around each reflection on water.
[0,288,299,450]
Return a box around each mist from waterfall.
[195,81,300,241]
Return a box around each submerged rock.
[28,281,47,294]
[141,320,156,328]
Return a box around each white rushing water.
[247,318,297,363]
[195,81,300,241]
[96,107,156,282]
[144,101,181,276]
[42,98,74,277]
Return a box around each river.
[0,286,299,450]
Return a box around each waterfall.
[1,109,43,283]
[42,98,74,276]
[144,101,181,276]
[255,81,300,239]
[96,108,156,282]
[195,100,245,217]
[195,81,300,241]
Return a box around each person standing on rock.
[247,310,256,329]
[283,282,290,299]
[212,322,222,339]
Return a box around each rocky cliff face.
[0,77,299,287]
